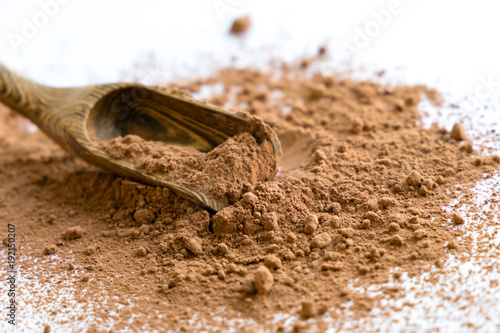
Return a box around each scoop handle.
[0,63,55,123]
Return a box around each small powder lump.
[64,226,83,240]
[451,122,467,141]
[254,266,274,294]
[230,16,251,34]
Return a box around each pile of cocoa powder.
[1,54,499,332]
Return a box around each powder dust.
[0,56,499,332]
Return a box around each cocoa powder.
[229,16,251,34]
[0,57,499,332]
[98,125,278,207]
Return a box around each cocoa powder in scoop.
[98,119,278,207]
[0,58,498,332]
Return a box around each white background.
[1,0,500,100]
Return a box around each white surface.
[1,0,500,98]
[1,1,500,332]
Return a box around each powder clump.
[230,16,251,34]
[253,266,274,294]
[64,226,83,241]
[452,212,465,225]
[303,214,319,234]
[43,244,57,255]
[451,122,467,140]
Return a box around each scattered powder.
[0,55,499,331]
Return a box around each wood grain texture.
[0,63,282,213]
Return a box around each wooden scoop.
[0,63,282,213]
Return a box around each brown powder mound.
[1,58,499,331]
[98,128,278,206]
